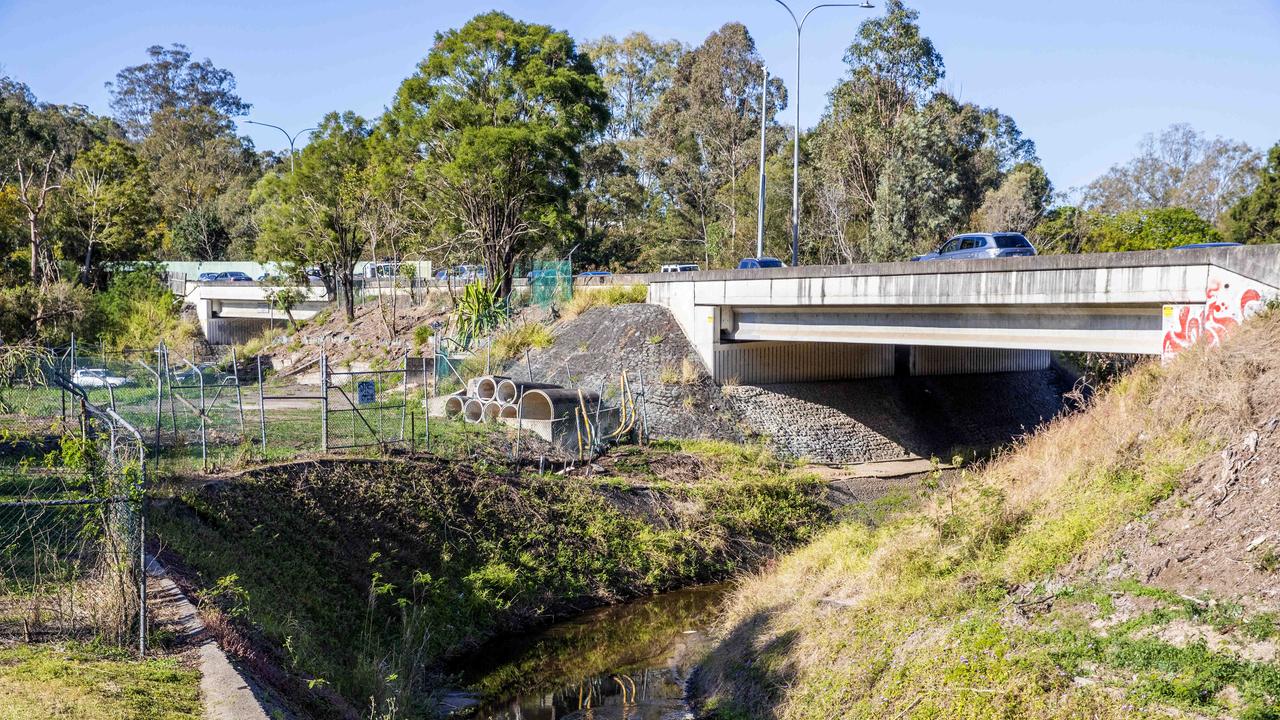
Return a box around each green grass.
[0,643,201,720]
[694,316,1280,719]
[150,440,829,715]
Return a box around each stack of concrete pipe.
[441,374,602,426]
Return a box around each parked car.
[912,232,1037,261]
[435,265,487,282]
[526,268,567,282]
[1174,242,1244,250]
[197,272,220,282]
[72,368,131,388]
[660,263,700,273]
[365,262,402,278]
[737,257,786,270]
[172,364,233,386]
[213,271,254,282]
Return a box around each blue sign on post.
[356,380,377,405]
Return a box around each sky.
[1,0,1277,194]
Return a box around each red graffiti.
[1163,278,1265,357]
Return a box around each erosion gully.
[449,583,729,720]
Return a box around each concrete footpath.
[148,558,271,720]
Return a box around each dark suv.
[912,233,1037,261]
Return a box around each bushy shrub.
[94,266,196,351]
[561,284,647,319]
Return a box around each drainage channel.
[449,583,729,719]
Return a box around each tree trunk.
[339,269,356,322]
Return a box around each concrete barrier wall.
[909,346,1051,376]
[205,317,275,345]
[714,342,894,384]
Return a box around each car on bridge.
[660,263,700,273]
[737,257,786,269]
[912,232,1037,262]
[1174,242,1244,250]
[197,272,220,282]
[213,271,254,282]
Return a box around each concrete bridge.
[183,281,332,344]
[647,246,1280,384]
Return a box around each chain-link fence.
[0,328,642,479]
[0,378,147,654]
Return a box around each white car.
[72,368,132,388]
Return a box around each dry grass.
[492,321,554,362]
[695,311,1280,720]
[560,285,648,320]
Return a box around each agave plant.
[454,280,508,348]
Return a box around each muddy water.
[453,584,729,720]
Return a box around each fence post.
[320,347,329,453]
[400,353,409,443]
[258,354,267,455]
[138,439,147,658]
[153,342,163,464]
[197,365,207,472]
[424,345,431,453]
[231,346,246,438]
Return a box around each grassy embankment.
[436,284,646,393]
[0,446,201,719]
[0,644,201,720]
[150,435,829,717]
[695,310,1280,719]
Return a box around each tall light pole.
[245,120,317,173]
[771,1,874,266]
[756,65,769,260]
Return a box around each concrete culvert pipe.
[519,389,601,421]
[463,398,486,423]
[443,394,466,418]
[482,400,503,421]
[499,403,519,419]
[495,380,563,404]
[475,375,508,401]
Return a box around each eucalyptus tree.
[0,77,107,287]
[59,138,161,285]
[254,111,371,321]
[106,43,250,140]
[384,11,608,296]
[809,0,1038,261]
[647,22,786,265]
[1224,143,1280,245]
[1082,124,1260,224]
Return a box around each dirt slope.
[693,308,1280,720]
[507,303,742,440]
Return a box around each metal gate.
[320,349,420,452]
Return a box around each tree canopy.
[1224,143,1280,245]
[106,43,251,139]
[384,11,608,295]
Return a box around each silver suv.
[912,232,1037,261]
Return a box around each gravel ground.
[726,367,1079,464]
[507,304,742,441]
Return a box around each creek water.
[452,583,729,720]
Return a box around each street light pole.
[771,1,875,266]
[245,120,317,173]
[757,64,768,260]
